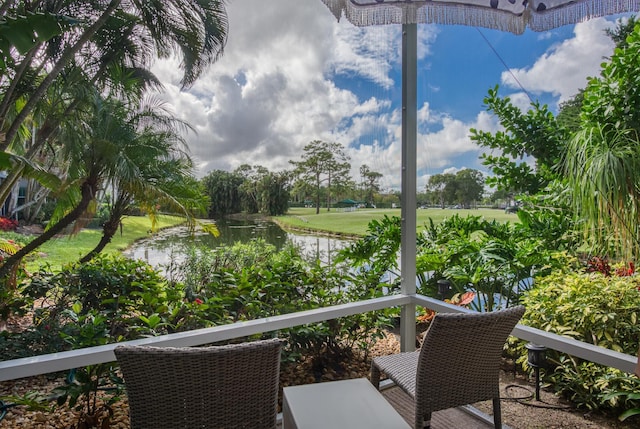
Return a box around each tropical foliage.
[2,242,392,426]
[0,0,229,282]
[470,85,568,196]
[565,22,640,260]
[340,213,568,311]
[516,270,640,415]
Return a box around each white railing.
[0,293,637,382]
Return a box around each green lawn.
[24,215,185,272]
[274,207,517,237]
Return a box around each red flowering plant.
[585,256,636,278]
[585,256,639,292]
[615,261,635,277]
[0,216,18,231]
[585,256,612,276]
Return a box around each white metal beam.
[399,22,418,353]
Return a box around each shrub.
[516,270,640,416]
[342,214,569,311]
[0,237,30,321]
[0,216,18,231]
[9,255,182,361]
[167,239,393,368]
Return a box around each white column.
[400,23,417,353]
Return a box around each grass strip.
[24,215,185,272]
[274,207,516,237]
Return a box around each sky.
[150,0,624,192]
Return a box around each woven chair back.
[115,338,282,429]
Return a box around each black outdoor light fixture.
[525,343,547,401]
[437,279,450,300]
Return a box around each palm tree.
[564,125,640,260]
[0,0,228,211]
[79,115,209,263]
[0,94,206,276]
[0,0,228,153]
[564,23,640,260]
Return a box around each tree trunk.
[24,185,51,224]
[0,179,96,279]
[326,172,331,212]
[315,173,320,215]
[79,216,121,264]
[0,44,39,121]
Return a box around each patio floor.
[381,385,501,429]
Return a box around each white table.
[282,378,411,429]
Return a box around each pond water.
[122,218,351,269]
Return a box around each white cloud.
[347,107,500,191]
[148,1,613,194]
[501,18,615,103]
[504,91,535,112]
[151,0,422,178]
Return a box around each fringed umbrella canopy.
[322,0,640,33]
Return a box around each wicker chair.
[114,338,282,429]
[371,306,525,429]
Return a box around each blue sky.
[151,0,623,192]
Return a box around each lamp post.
[437,279,450,301]
[525,343,547,401]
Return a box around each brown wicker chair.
[371,306,525,429]
[114,338,282,429]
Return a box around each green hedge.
[517,270,640,418]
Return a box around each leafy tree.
[235,164,290,216]
[470,86,569,196]
[453,169,484,208]
[359,164,383,205]
[556,16,637,136]
[426,173,455,208]
[556,90,584,133]
[290,140,351,214]
[235,164,265,213]
[488,188,512,206]
[565,22,640,260]
[201,170,243,218]
[606,15,639,49]
[259,170,290,216]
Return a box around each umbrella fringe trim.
[321,0,640,34]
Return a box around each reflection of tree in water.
[302,235,350,265]
[123,219,349,269]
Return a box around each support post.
[400,22,417,353]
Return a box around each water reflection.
[123,218,351,269]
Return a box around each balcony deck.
[381,386,499,428]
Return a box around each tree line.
[201,140,387,217]
[201,139,491,218]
